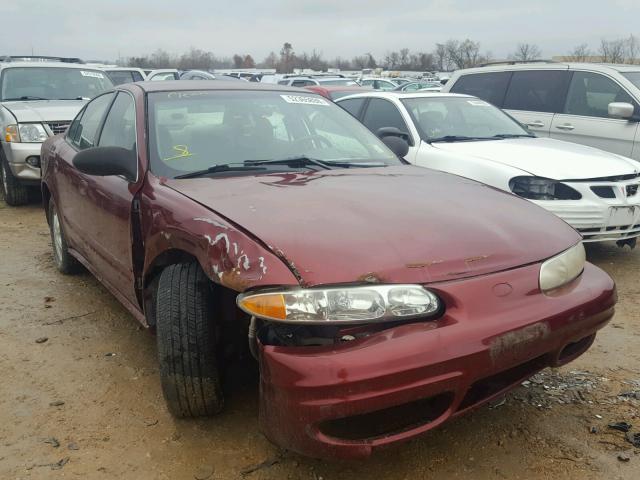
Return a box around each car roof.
[336,91,472,101]
[123,80,313,94]
[0,61,105,70]
[307,85,372,92]
[454,62,640,75]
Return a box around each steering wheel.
[293,134,333,149]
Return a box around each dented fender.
[141,177,299,291]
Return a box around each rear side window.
[107,71,133,86]
[449,72,511,106]
[292,80,315,87]
[131,71,144,82]
[361,98,410,136]
[564,72,635,118]
[338,98,366,118]
[503,71,569,113]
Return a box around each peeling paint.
[237,254,251,271]
[193,217,229,229]
[406,260,444,268]
[160,231,171,241]
[258,257,267,275]
[358,272,384,283]
[204,233,230,253]
[465,255,489,264]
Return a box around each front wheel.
[156,262,224,417]
[1,158,29,206]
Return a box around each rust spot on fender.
[406,260,444,269]
[465,255,489,264]
[358,272,384,283]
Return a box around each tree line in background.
[123,35,640,73]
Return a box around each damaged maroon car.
[41,81,616,459]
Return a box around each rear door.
[502,70,570,137]
[550,71,639,156]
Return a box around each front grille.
[591,186,616,198]
[47,121,71,135]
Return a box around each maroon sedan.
[41,81,615,459]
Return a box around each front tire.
[1,157,29,206]
[156,262,224,417]
[48,199,81,274]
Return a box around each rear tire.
[1,157,29,206]
[156,262,224,417]
[48,199,81,274]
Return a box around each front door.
[550,71,639,157]
[70,91,140,306]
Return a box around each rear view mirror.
[73,146,137,182]
[608,102,635,119]
[380,135,410,158]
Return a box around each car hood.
[431,137,640,179]
[2,100,87,123]
[166,166,580,287]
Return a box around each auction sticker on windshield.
[280,94,329,106]
[467,100,490,106]
[80,71,105,78]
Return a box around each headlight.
[19,123,48,142]
[6,123,49,143]
[539,243,585,292]
[237,285,441,324]
[509,176,581,200]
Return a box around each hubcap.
[52,210,63,263]
[1,162,8,194]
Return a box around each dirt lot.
[1,199,639,480]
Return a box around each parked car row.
[0,56,629,460]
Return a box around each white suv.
[443,62,640,160]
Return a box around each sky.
[1,0,639,63]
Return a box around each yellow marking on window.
[164,145,194,161]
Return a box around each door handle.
[527,121,545,128]
[556,124,575,131]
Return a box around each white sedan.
[337,92,640,246]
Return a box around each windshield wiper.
[58,96,90,100]
[3,95,49,101]
[245,156,333,170]
[173,163,267,179]
[319,160,389,168]
[429,135,495,143]
[491,133,536,139]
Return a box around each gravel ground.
[1,199,639,480]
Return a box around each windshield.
[622,72,640,90]
[1,67,113,101]
[401,96,530,141]
[148,90,399,178]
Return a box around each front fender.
[142,180,299,292]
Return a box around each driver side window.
[67,92,115,150]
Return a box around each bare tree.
[232,54,244,69]
[278,42,295,73]
[600,38,627,63]
[434,43,447,71]
[260,52,278,69]
[569,43,591,62]
[511,43,542,62]
[626,35,639,64]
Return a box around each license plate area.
[608,206,637,227]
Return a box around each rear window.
[449,72,511,106]
[503,71,569,113]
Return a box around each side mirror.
[73,146,137,182]
[608,102,635,119]
[380,135,410,158]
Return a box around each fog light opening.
[26,156,41,168]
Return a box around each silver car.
[444,62,640,161]
[0,57,113,205]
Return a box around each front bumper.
[2,142,42,184]
[534,179,640,242]
[257,262,615,459]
